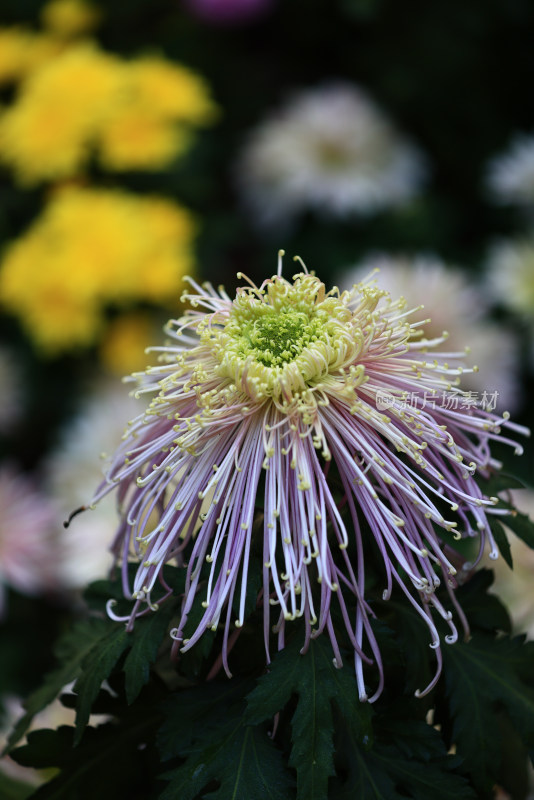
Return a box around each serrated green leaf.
[454,569,511,634]
[157,679,291,800]
[331,714,475,800]
[11,709,162,800]
[443,633,534,790]
[489,518,513,569]
[160,723,293,800]
[500,503,534,550]
[123,602,175,705]
[73,627,130,745]
[157,680,250,760]
[245,636,371,800]
[389,600,434,695]
[3,619,117,755]
[372,745,475,800]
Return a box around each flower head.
[0,43,123,184]
[0,465,57,615]
[342,254,520,411]
[486,238,534,322]
[0,186,196,354]
[0,27,65,85]
[0,41,217,184]
[40,0,102,39]
[486,134,534,207]
[92,254,527,700]
[237,83,426,228]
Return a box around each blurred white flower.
[237,83,426,228]
[46,379,140,590]
[486,134,534,206]
[0,465,57,614]
[0,347,22,434]
[486,238,534,322]
[341,254,520,412]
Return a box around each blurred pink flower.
[0,465,57,614]
[184,0,272,24]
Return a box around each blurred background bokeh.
[1,0,534,792]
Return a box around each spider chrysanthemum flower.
[93,254,527,701]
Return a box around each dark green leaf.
[443,633,534,790]
[157,680,251,760]
[123,603,175,705]
[160,723,293,800]
[245,636,372,800]
[332,713,474,800]
[3,619,117,754]
[500,504,534,550]
[477,472,527,497]
[372,745,476,800]
[489,518,513,569]
[11,714,161,800]
[73,626,129,745]
[454,569,511,634]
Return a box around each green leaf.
[3,619,117,754]
[123,603,175,705]
[11,714,162,800]
[442,633,534,790]
[157,678,292,800]
[331,714,475,800]
[157,681,250,760]
[245,636,372,800]
[489,518,513,569]
[454,569,511,634]
[500,503,534,550]
[160,723,293,800]
[371,745,476,800]
[477,472,527,497]
[73,626,130,745]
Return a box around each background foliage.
[1,0,534,798]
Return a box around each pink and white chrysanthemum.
[92,254,527,701]
[0,464,57,614]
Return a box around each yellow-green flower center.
[203,273,366,404]
[234,309,324,367]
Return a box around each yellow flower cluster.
[0,187,196,354]
[0,18,217,183]
[40,0,102,39]
[0,1,100,86]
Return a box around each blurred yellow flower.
[41,0,102,38]
[0,40,217,183]
[0,28,65,85]
[0,44,123,184]
[0,187,196,354]
[97,107,190,172]
[0,29,35,84]
[127,57,218,123]
[99,312,155,375]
